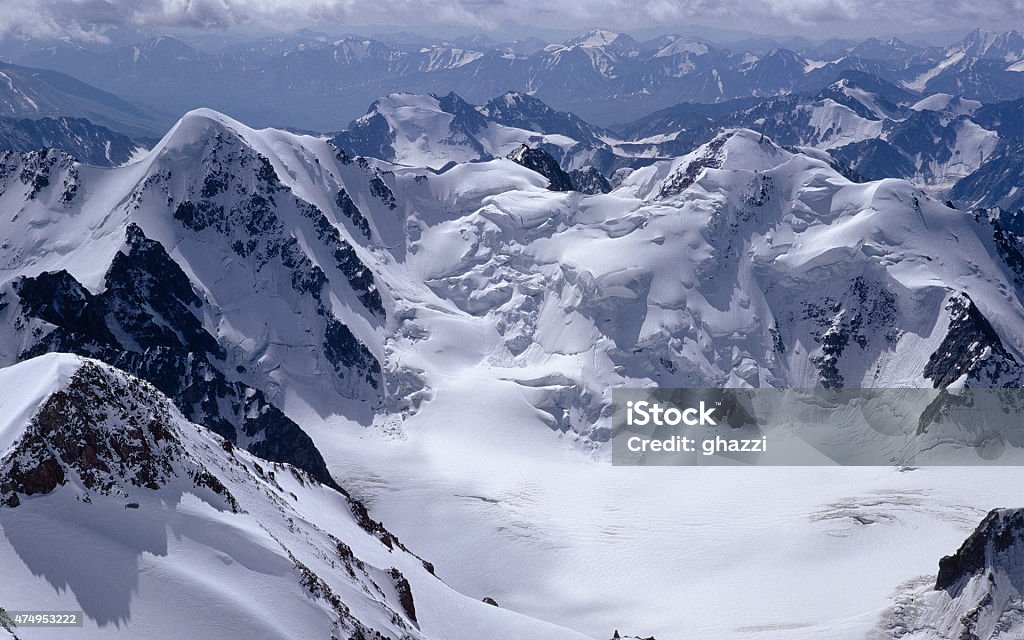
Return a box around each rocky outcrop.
[0,361,238,511]
[507,144,574,192]
[924,294,1023,388]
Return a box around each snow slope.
[0,353,592,640]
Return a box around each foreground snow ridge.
[0,354,590,640]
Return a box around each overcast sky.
[1,0,1020,43]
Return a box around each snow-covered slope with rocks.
[875,508,1024,639]
[0,108,392,486]
[618,74,1022,206]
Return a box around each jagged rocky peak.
[936,508,1024,592]
[924,293,1024,388]
[507,144,574,192]
[485,91,570,123]
[481,91,608,146]
[0,354,238,511]
[8,221,349,488]
[873,508,1024,639]
[436,91,488,133]
[924,508,1023,639]
[569,167,612,194]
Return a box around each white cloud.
[0,0,1016,41]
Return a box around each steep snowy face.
[0,354,591,640]
[876,508,1024,639]
[0,109,396,484]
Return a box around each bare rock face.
[507,144,575,192]
[924,294,1024,389]
[876,508,1024,639]
[936,508,1024,592]
[11,223,342,488]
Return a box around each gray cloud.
[0,0,1018,41]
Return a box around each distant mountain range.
[0,61,168,137]
[326,81,1022,212]
[0,116,142,166]
[5,28,1021,129]
[0,37,1019,209]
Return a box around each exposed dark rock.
[507,144,574,192]
[805,275,898,390]
[569,167,612,194]
[12,226,342,488]
[387,567,417,623]
[935,508,1024,591]
[297,201,384,316]
[330,111,396,163]
[0,361,239,510]
[324,318,381,388]
[369,172,397,209]
[658,134,727,198]
[335,188,373,240]
[924,293,1022,388]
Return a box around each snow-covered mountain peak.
[145,107,295,172]
[565,29,626,49]
[156,107,247,148]
[654,128,795,198]
[654,38,710,58]
[958,28,1024,61]
[335,90,615,171]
